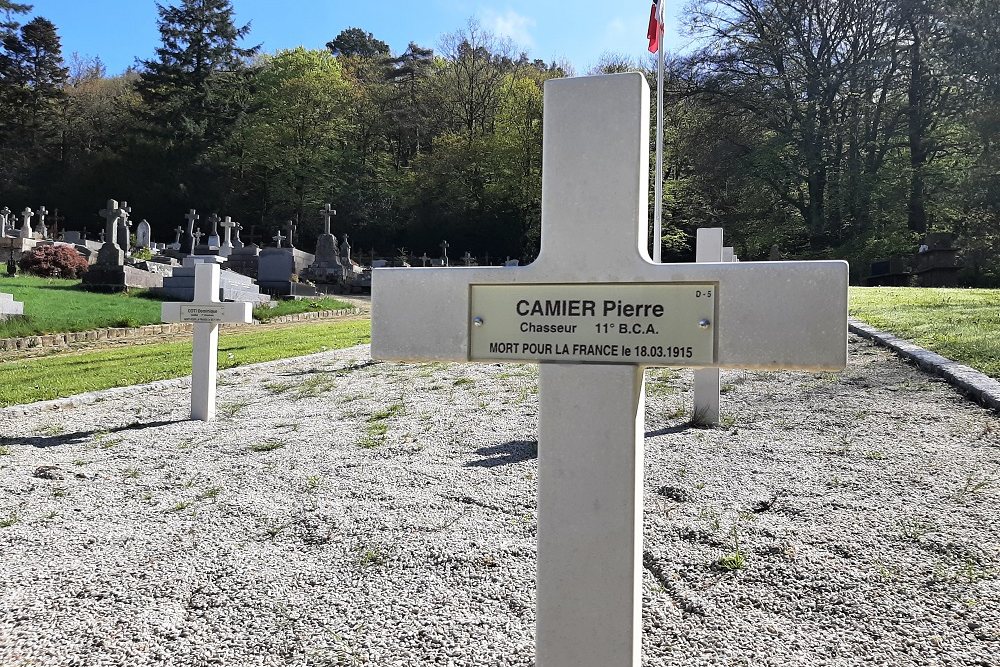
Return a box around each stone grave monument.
[0,207,10,237]
[136,219,152,249]
[0,291,24,320]
[161,263,253,421]
[82,199,163,291]
[35,206,48,239]
[371,73,848,667]
[218,216,237,257]
[257,230,316,296]
[302,203,345,284]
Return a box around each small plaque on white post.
[179,304,230,323]
[469,283,716,365]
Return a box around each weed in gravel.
[900,519,934,542]
[124,468,140,479]
[52,487,67,498]
[196,486,221,502]
[956,470,994,501]
[714,526,747,571]
[44,511,57,520]
[832,434,852,456]
[264,381,294,395]
[250,440,285,453]
[219,399,252,418]
[99,437,121,450]
[698,508,721,532]
[453,377,475,387]
[35,424,65,436]
[0,512,19,527]
[369,403,405,421]
[720,383,735,394]
[304,475,321,492]
[276,422,301,431]
[0,445,9,456]
[165,501,192,513]
[866,449,886,460]
[358,545,387,567]
[71,458,86,465]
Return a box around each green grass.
[0,320,371,407]
[0,275,165,337]
[850,287,1000,377]
[253,297,354,322]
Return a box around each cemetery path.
[1,335,998,666]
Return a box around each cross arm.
[371,260,848,371]
[162,301,252,325]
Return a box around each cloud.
[481,8,536,48]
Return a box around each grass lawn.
[0,320,371,407]
[850,287,1000,377]
[0,275,164,338]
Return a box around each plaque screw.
[698,318,711,329]
[473,317,484,327]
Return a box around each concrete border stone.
[850,317,1000,411]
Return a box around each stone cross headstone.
[99,229,105,243]
[36,206,48,239]
[419,252,430,267]
[233,223,244,250]
[207,213,221,247]
[219,216,237,257]
[769,243,781,261]
[339,234,351,264]
[136,219,152,249]
[285,220,296,248]
[51,208,65,238]
[185,209,199,254]
[272,230,286,249]
[320,203,336,235]
[161,263,252,421]
[96,199,124,266]
[192,228,204,248]
[371,73,848,667]
[117,201,133,254]
[462,251,474,266]
[0,207,9,237]
[19,207,33,239]
[439,239,449,266]
[173,226,184,245]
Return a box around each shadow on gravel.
[2,419,183,449]
[645,423,695,438]
[466,440,538,468]
[274,360,380,377]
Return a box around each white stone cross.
[371,73,848,667]
[99,199,122,246]
[320,203,336,236]
[439,239,449,265]
[219,216,237,257]
[36,206,48,238]
[174,226,184,244]
[0,206,9,236]
[185,208,199,233]
[192,228,204,247]
[273,230,286,248]
[161,263,252,421]
[19,207,33,238]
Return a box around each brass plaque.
[469,283,716,365]
[179,304,229,323]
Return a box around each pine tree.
[137,0,259,151]
[0,0,31,38]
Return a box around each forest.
[0,0,997,282]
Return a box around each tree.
[0,0,30,37]
[136,0,259,150]
[326,27,389,58]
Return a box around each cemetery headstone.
[161,263,252,421]
[272,230,286,249]
[207,213,221,248]
[35,206,48,239]
[462,251,475,266]
[0,291,23,319]
[185,209,199,254]
[339,234,352,265]
[285,220,297,249]
[136,219,152,249]
[219,216,236,257]
[439,239,449,266]
[419,252,430,267]
[0,207,9,237]
[19,207,33,239]
[171,226,184,250]
[232,223,245,250]
[117,202,133,255]
[303,203,344,284]
[193,228,204,249]
[371,73,849,667]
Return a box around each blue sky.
[26,0,687,76]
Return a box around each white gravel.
[1,334,998,666]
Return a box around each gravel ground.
[1,334,998,666]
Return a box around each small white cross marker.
[372,74,848,667]
[161,263,252,421]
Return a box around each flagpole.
[653,0,664,263]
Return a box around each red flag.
[647,1,663,53]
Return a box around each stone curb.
[0,307,364,353]
[849,318,1000,412]
[1,343,372,416]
